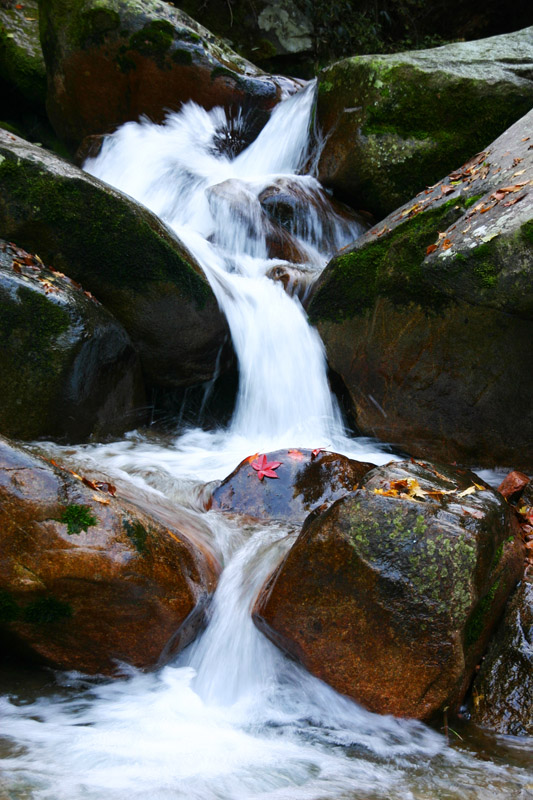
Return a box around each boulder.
[253,460,525,720]
[0,435,220,674]
[0,128,229,387]
[39,0,298,149]
[308,109,533,470]
[0,0,46,110]
[470,576,533,736]
[209,448,374,524]
[316,27,533,219]
[0,239,145,441]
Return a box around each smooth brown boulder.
[39,0,298,150]
[0,436,220,674]
[209,448,374,525]
[253,460,525,720]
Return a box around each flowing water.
[1,84,532,800]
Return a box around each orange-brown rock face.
[209,449,374,525]
[0,436,220,674]
[253,460,525,720]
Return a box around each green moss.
[172,47,192,65]
[211,65,241,84]
[0,285,70,351]
[309,198,462,323]
[521,220,533,246]
[123,518,148,554]
[22,595,72,624]
[465,579,500,647]
[464,193,483,209]
[59,504,98,535]
[0,151,211,308]
[0,589,20,623]
[129,20,174,62]
[79,7,120,46]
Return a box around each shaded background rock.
[308,109,533,470]
[0,435,220,674]
[0,240,145,442]
[0,129,230,389]
[316,27,533,219]
[470,576,533,736]
[209,448,374,524]
[39,0,298,151]
[254,460,525,720]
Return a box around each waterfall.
[0,85,530,800]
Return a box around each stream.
[1,82,532,800]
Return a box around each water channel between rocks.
[1,83,532,800]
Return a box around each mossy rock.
[308,109,533,469]
[316,27,533,219]
[0,434,220,673]
[0,239,146,441]
[0,129,229,387]
[38,0,294,149]
[253,459,525,720]
[0,0,46,110]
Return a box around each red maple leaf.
[311,449,323,459]
[251,454,282,481]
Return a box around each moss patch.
[465,579,500,647]
[59,504,98,535]
[309,198,464,323]
[123,518,149,553]
[22,595,73,624]
[0,149,211,308]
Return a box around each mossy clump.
[123,518,149,554]
[309,198,464,323]
[22,595,73,624]
[0,148,211,308]
[129,20,174,64]
[59,504,98,535]
[464,579,500,647]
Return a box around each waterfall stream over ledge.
[1,84,532,800]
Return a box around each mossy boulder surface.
[0,129,229,387]
[0,435,220,673]
[308,109,533,469]
[470,576,533,736]
[0,239,145,441]
[0,0,46,110]
[253,459,525,720]
[316,27,533,218]
[38,0,297,149]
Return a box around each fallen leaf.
[246,453,259,464]
[441,185,455,196]
[288,449,306,461]
[522,137,530,142]
[457,486,476,497]
[311,449,323,459]
[442,239,452,250]
[426,244,438,255]
[512,169,526,176]
[251,454,282,480]
[503,194,526,207]
[92,494,110,505]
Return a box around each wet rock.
[39,0,298,149]
[258,176,366,253]
[0,0,46,110]
[209,448,374,525]
[74,133,105,166]
[316,27,533,219]
[0,129,229,388]
[253,460,525,720]
[308,109,533,471]
[266,264,316,305]
[498,472,531,503]
[0,435,220,674]
[0,240,145,441]
[470,576,533,735]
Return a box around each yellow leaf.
[458,486,476,497]
[92,494,110,505]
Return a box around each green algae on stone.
[123,518,149,554]
[60,504,98,535]
[0,589,20,623]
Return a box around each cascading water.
[1,84,532,800]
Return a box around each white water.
[1,85,532,799]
